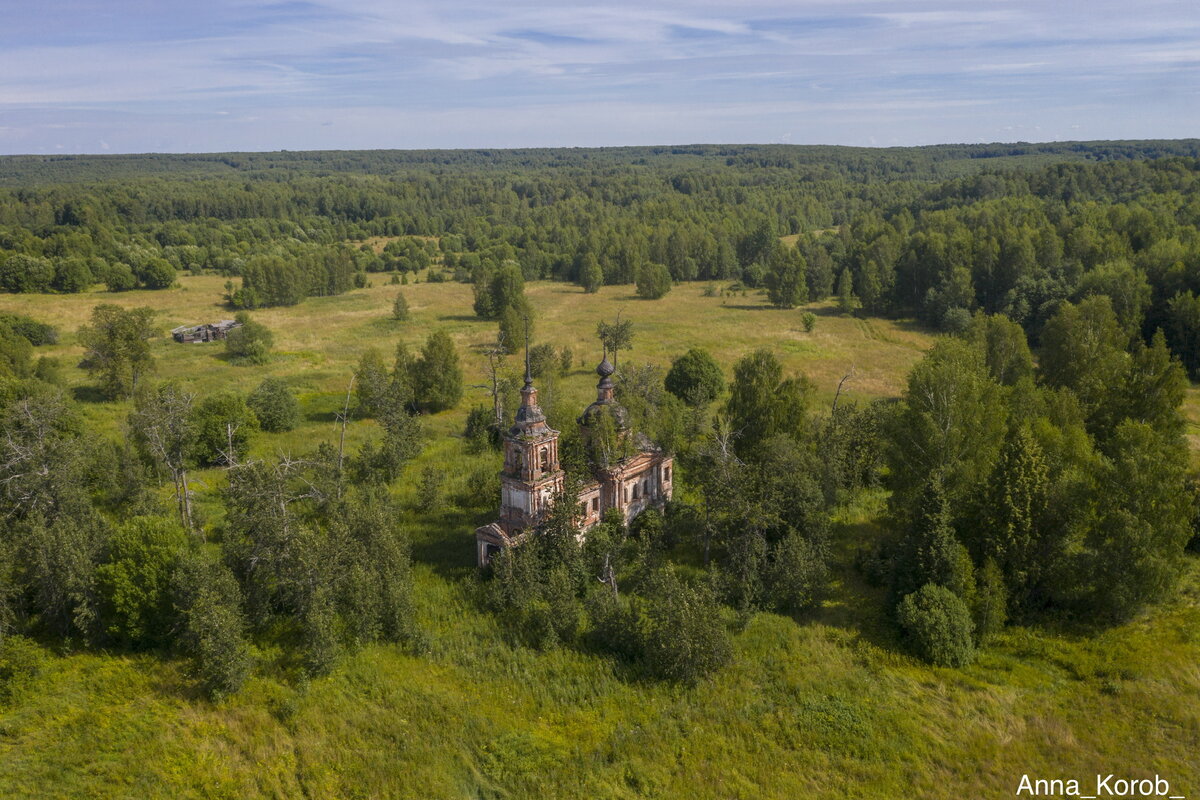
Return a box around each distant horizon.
[2,1,1196,156]
[3,136,1199,160]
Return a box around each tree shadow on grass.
[409,505,486,581]
[71,384,110,404]
[809,305,853,317]
[889,317,938,336]
[789,521,907,656]
[721,303,777,311]
[437,314,480,323]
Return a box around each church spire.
[523,313,533,389]
[511,312,548,436]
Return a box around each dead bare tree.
[216,420,244,469]
[128,384,198,536]
[335,373,357,493]
[831,367,857,415]
[597,552,619,600]
[469,333,510,436]
[0,393,79,522]
[695,415,742,566]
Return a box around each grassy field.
[0,272,935,452]
[0,276,1197,799]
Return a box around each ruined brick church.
[474,352,674,566]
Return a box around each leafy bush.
[665,347,725,407]
[941,306,972,335]
[417,465,444,507]
[224,312,273,365]
[138,258,176,290]
[0,254,54,293]
[766,532,828,613]
[192,392,259,466]
[896,583,976,667]
[641,569,731,684]
[0,636,47,705]
[636,262,672,300]
[464,406,496,451]
[0,326,33,379]
[172,550,251,699]
[527,343,557,378]
[104,262,138,292]
[247,377,300,433]
[392,291,410,321]
[52,257,93,293]
[96,516,188,648]
[0,314,58,346]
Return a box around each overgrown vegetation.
[0,141,1196,798]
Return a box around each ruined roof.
[578,355,628,430]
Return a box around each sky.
[0,0,1196,154]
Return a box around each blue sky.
[0,0,1196,154]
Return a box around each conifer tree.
[391,290,410,321]
[893,474,974,603]
[355,348,392,419]
[413,330,463,412]
[975,425,1049,609]
[836,268,857,314]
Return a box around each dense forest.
[2,140,1200,370]
[0,141,1197,701]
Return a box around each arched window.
[540,447,549,470]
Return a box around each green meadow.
[0,275,1197,799]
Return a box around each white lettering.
[1016,776,1080,796]
[1096,774,1172,796]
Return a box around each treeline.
[818,158,1200,368]
[4,140,1198,186]
[0,143,1196,333]
[873,305,1194,664]
[0,305,464,697]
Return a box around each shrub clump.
[247,377,300,433]
[896,583,976,667]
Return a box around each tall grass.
[0,276,1197,798]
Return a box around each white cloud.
[0,0,1197,152]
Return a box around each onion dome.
[578,354,628,430]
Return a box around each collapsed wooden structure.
[171,320,241,343]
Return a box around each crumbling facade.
[171,319,241,343]
[474,355,673,566]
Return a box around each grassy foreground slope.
[0,276,1196,799]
